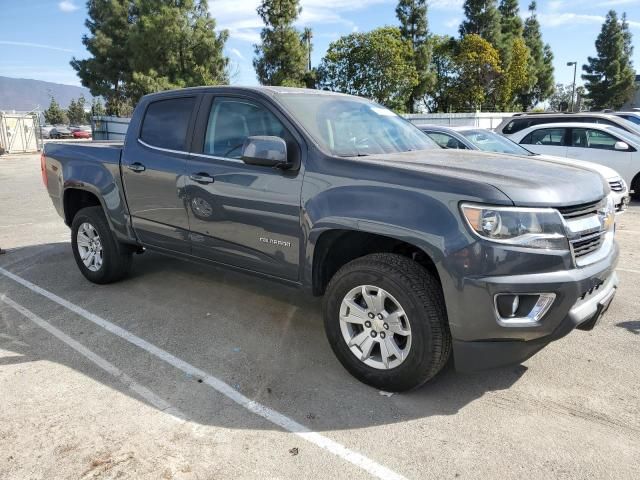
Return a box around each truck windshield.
[276,93,437,157]
[459,129,536,156]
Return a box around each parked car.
[42,86,619,391]
[71,125,92,139]
[507,122,640,198]
[49,126,73,139]
[495,112,640,138]
[39,124,54,139]
[419,125,630,212]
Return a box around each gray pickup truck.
[42,86,619,391]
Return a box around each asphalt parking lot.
[1,153,639,480]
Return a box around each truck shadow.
[0,242,524,433]
[616,321,640,335]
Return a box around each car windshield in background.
[276,93,437,157]
[618,115,640,126]
[459,129,534,156]
[613,116,640,136]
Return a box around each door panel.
[121,96,197,253]
[185,96,303,280]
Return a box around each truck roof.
[141,85,353,101]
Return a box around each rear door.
[121,95,199,253]
[184,94,305,281]
[518,127,568,157]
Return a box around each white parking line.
[0,266,406,480]
[0,294,184,419]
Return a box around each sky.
[1,0,639,90]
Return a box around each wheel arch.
[63,187,102,226]
[308,225,444,297]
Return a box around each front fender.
[301,185,475,290]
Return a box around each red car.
[72,129,91,139]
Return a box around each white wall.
[404,112,515,129]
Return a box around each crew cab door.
[121,95,199,253]
[184,94,304,281]
[518,127,568,157]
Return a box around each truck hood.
[353,149,608,207]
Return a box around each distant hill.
[0,76,94,112]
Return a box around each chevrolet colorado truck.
[42,87,619,391]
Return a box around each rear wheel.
[323,253,451,392]
[71,206,133,284]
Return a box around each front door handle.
[128,162,146,173]
[190,173,214,184]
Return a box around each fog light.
[494,293,556,326]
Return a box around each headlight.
[602,195,616,231]
[461,203,569,250]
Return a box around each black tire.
[71,206,133,284]
[631,174,640,201]
[323,253,451,392]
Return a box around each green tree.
[424,35,458,112]
[498,36,530,110]
[253,0,309,86]
[67,95,88,124]
[90,98,106,118]
[128,0,229,102]
[582,10,635,109]
[301,27,318,88]
[71,0,132,116]
[44,98,68,125]
[498,0,523,64]
[548,83,573,111]
[520,1,554,108]
[396,0,434,112]
[318,27,418,111]
[459,0,502,47]
[451,34,502,111]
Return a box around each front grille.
[608,180,624,192]
[557,200,606,264]
[557,200,600,220]
[572,232,604,258]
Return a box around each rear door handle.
[128,162,146,173]
[190,173,214,184]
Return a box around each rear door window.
[520,128,566,146]
[140,97,196,151]
[502,119,530,134]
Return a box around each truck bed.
[44,141,123,166]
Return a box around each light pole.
[567,61,577,112]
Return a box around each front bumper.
[448,243,619,372]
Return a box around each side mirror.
[241,136,288,168]
[614,141,630,151]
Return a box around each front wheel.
[631,174,640,201]
[71,206,133,284]
[323,253,451,392]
